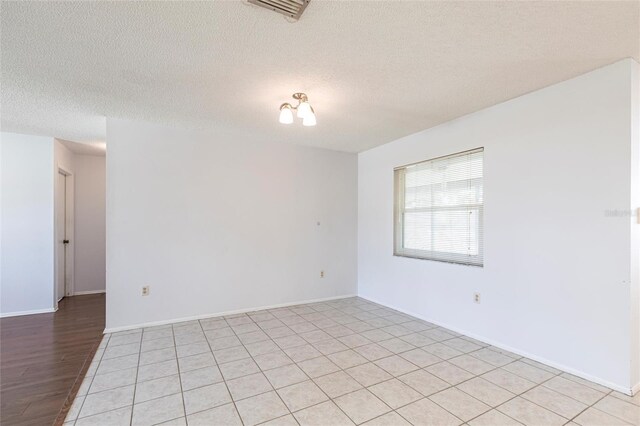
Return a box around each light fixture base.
[292,93,308,102]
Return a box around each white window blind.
[394,148,484,266]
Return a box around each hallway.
[0,294,105,426]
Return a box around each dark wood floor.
[0,294,105,426]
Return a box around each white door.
[56,171,67,301]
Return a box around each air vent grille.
[248,0,310,20]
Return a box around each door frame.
[55,165,75,308]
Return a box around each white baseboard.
[104,294,357,334]
[0,307,56,318]
[632,381,640,396]
[358,294,634,395]
[74,290,106,296]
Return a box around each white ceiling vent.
[248,0,310,20]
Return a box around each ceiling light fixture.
[279,93,316,126]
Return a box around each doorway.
[55,168,74,302]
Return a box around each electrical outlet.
[142,286,150,296]
[474,292,481,304]
[320,271,324,278]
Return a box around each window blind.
[394,148,484,266]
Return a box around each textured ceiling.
[1,1,638,153]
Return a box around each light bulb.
[302,109,316,126]
[279,104,293,124]
[297,101,312,119]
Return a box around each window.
[394,148,484,266]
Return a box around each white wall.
[358,59,639,393]
[106,118,357,330]
[74,154,106,294]
[0,132,55,316]
[54,141,107,296]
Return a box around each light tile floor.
[64,297,639,426]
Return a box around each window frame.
[393,148,484,267]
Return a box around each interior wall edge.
[358,294,635,395]
[103,293,357,334]
[627,57,640,392]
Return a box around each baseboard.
[358,294,634,395]
[73,290,106,296]
[0,307,56,318]
[104,294,357,334]
[632,381,640,396]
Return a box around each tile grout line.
[280,317,566,425]
[104,303,519,424]
[236,305,367,425]
[389,348,526,425]
[76,338,550,426]
[493,365,616,425]
[199,316,247,426]
[220,300,629,425]
[76,298,633,426]
[265,306,393,425]
[303,301,455,425]
[127,326,145,425]
[564,390,625,426]
[226,309,305,425]
[382,335,606,425]
[87,318,478,417]
[457,365,564,426]
[170,322,190,425]
[275,305,387,426]
[228,307,480,425]
[82,306,420,420]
